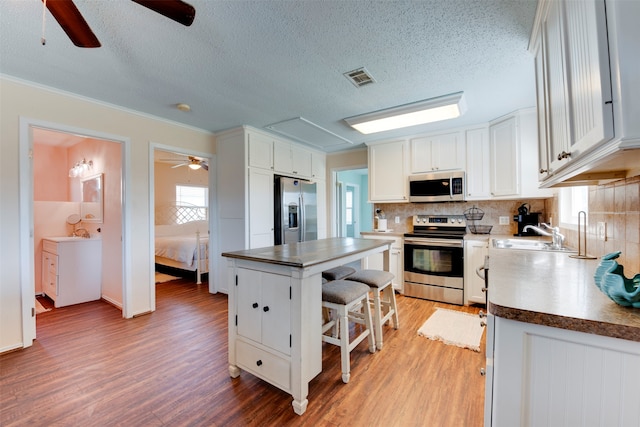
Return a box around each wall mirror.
[80,173,103,223]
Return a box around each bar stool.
[346,270,398,350]
[321,279,376,383]
[322,265,356,281]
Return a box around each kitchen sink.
[492,238,576,253]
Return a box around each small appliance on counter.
[513,203,541,236]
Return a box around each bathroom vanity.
[42,237,102,308]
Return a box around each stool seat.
[321,279,376,383]
[322,266,356,282]
[345,270,394,288]
[345,269,399,350]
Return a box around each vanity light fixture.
[344,92,466,134]
[68,158,93,178]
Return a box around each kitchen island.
[222,237,393,415]
[485,247,640,426]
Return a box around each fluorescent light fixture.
[344,92,466,134]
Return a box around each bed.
[155,204,209,284]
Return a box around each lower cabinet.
[234,267,292,391]
[360,233,403,293]
[464,239,488,305]
[487,315,640,426]
[41,238,102,308]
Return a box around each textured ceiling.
[0,0,538,152]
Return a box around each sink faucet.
[523,223,565,249]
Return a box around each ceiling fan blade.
[201,163,208,171]
[43,0,101,47]
[131,0,196,26]
[171,163,187,168]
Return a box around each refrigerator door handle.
[299,194,305,242]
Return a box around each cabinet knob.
[252,302,258,308]
[480,368,486,376]
[481,287,487,293]
[480,321,486,327]
[539,168,548,174]
[263,306,270,312]
[557,151,571,160]
[478,311,486,319]
[256,360,263,366]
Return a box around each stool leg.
[385,285,399,329]
[363,294,376,353]
[339,305,351,384]
[372,288,384,350]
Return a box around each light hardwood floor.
[1,279,486,426]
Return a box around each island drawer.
[236,340,290,392]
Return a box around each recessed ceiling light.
[176,103,191,112]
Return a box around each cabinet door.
[248,132,274,170]
[533,37,551,181]
[311,152,326,180]
[409,137,432,173]
[273,140,293,174]
[489,116,519,197]
[237,268,263,343]
[291,145,312,177]
[261,273,291,355]
[430,132,465,171]
[464,241,487,305]
[249,169,274,248]
[465,127,491,199]
[368,141,407,202]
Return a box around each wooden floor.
[1,279,486,426]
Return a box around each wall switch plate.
[499,216,510,225]
[597,222,607,241]
[394,216,400,224]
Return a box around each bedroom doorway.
[152,147,215,299]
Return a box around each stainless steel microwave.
[408,171,465,203]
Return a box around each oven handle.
[404,237,463,248]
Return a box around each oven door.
[403,237,464,286]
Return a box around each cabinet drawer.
[43,240,58,255]
[236,340,290,392]
[44,274,58,298]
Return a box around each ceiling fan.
[42,0,196,48]
[162,155,209,171]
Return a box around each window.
[175,185,208,223]
[559,186,588,228]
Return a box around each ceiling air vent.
[344,67,376,88]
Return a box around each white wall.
[0,77,215,352]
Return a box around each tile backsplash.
[557,175,639,276]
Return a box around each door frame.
[149,143,218,300]
[19,117,131,346]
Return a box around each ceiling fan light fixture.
[188,162,201,170]
[344,92,466,134]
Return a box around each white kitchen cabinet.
[367,140,408,203]
[235,267,292,390]
[465,127,491,200]
[463,239,487,305]
[360,233,403,293]
[487,315,640,426]
[530,0,640,187]
[311,151,326,180]
[248,131,274,170]
[409,131,465,174]
[248,168,275,249]
[41,238,102,308]
[409,131,466,174]
[489,115,519,197]
[274,140,312,178]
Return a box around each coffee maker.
[513,203,541,236]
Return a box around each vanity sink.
[492,238,576,253]
[43,236,92,242]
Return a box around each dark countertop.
[222,237,394,268]
[488,247,640,342]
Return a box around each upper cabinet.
[248,132,274,170]
[367,140,408,203]
[530,0,640,186]
[465,127,491,200]
[409,131,465,174]
[273,140,313,178]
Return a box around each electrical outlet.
[597,222,607,241]
[499,216,510,225]
[394,216,400,224]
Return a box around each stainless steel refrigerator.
[274,175,318,245]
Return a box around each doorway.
[151,145,216,301]
[20,119,129,345]
[335,168,373,237]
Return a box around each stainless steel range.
[404,215,466,305]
